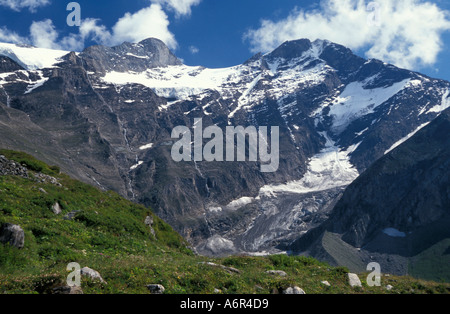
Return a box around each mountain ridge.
[0,37,449,259]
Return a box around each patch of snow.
[208,206,222,213]
[153,87,208,100]
[130,161,143,170]
[346,142,362,155]
[139,143,154,150]
[103,56,329,113]
[406,79,423,88]
[384,122,430,154]
[92,84,109,89]
[228,74,262,120]
[259,132,359,197]
[24,75,48,94]
[268,61,328,100]
[103,65,246,101]
[310,39,327,58]
[226,197,254,210]
[0,42,69,70]
[426,89,450,114]
[418,103,430,116]
[355,127,369,137]
[159,99,182,111]
[0,69,49,94]
[125,52,149,59]
[267,59,280,75]
[383,228,406,238]
[328,79,411,134]
[361,73,381,87]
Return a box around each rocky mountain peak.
[261,38,366,79]
[266,39,313,60]
[79,37,182,74]
[317,41,366,77]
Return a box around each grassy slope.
[409,239,450,283]
[0,150,449,294]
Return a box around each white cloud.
[0,0,50,12]
[152,0,201,16]
[30,19,60,49]
[0,3,179,52]
[55,18,113,51]
[0,1,202,52]
[55,1,203,51]
[79,18,112,45]
[111,4,177,49]
[0,26,28,44]
[189,45,199,54]
[244,0,450,69]
[58,4,177,51]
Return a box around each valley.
[0,37,449,281]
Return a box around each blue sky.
[0,0,449,81]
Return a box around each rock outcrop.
[145,215,156,237]
[80,267,107,284]
[146,284,165,294]
[348,273,362,288]
[0,223,25,248]
[0,155,29,178]
[52,202,62,215]
[282,286,306,294]
[265,270,287,277]
[199,262,241,274]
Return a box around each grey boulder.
[265,270,287,277]
[52,202,62,215]
[146,284,165,294]
[0,223,25,249]
[348,273,362,288]
[282,286,306,294]
[80,267,107,284]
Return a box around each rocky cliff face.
[287,108,450,278]
[333,108,450,248]
[80,38,182,75]
[0,56,24,73]
[0,38,449,256]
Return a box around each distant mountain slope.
[0,38,449,255]
[287,108,450,281]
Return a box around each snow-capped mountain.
[0,38,449,257]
